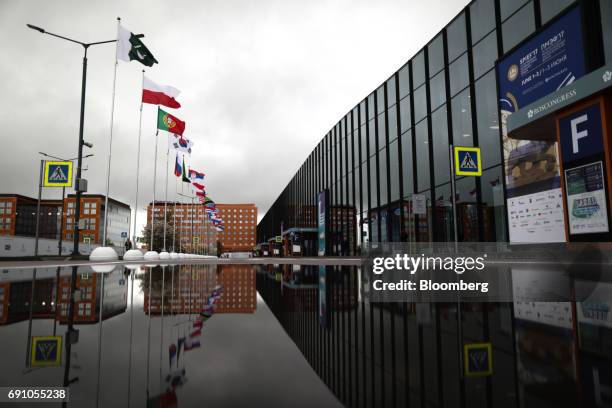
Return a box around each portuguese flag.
[157,108,185,136]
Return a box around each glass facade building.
[257,0,612,250]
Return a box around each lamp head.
[27,24,45,34]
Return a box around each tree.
[141,222,182,252]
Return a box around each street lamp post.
[27,24,143,257]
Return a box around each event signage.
[508,64,612,133]
[317,190,329,328]
[43,161,73,188]
[498,6,586,244]
[498,5,585,115]
[558,103,605,163]
[565,162,609,234]
[412,194,427,215]
[317,190,327,256]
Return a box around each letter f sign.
[571,114,588,154]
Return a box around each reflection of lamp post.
[38,152,93,256]
[27,24,143,256]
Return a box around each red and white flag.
[142,76,181,109]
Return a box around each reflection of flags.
[184,337,201,351]
[190,328,202,338]
[193,319,203,329]
[169,343,177,368]
[177,337,185,362]
[165,368,187,389]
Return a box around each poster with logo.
[565,162,609,234]
[497,5,585,243]
[507,188,566,242]
[317,190,327,256]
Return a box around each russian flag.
[184,337,201,351]
[174,154,182,177]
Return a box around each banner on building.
[497,5,586,243]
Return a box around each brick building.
[215,203,257,253]
[146,201,217,253]
[0,193,130,246]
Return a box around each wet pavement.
[0,261,611,407]
[0,264,342,408]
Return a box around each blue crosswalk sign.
[454,147,482,176]
[44,161,73,187]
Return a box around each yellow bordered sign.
[454,147,482,176]
[43,161,73,187]
[31,336,62,367]
[464,342,493,377]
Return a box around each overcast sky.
[0,0,468,234]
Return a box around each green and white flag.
[117,24,158,67]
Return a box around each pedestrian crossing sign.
[31,336,62,367]
[43,161,73,187]
[464,342,493,377]
[454,147,482,176]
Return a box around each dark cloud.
[0,0,468,234]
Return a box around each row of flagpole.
[94,18,226,260]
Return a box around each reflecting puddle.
[1,262,611,407]
[0,264,341,407]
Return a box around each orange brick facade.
[146,202,217,253]
[216,203,257,253]
[0,197,17,236]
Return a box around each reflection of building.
[0,278,56,325]
[257,0,612,247]
[143,265,257,315]
[57,270,128,324]
[146,202,217,253]
[216,265,256,313]
[0,270,128,325]
[216,203,257,253]
[0,193,131,246]
[144,266,218,315]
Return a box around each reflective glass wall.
[257,0,610,251]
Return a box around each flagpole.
[150,129,159,252]
[162,134,170,252]
[132,70,145,250]
[102,17,121,248]
[173,176,177,252]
